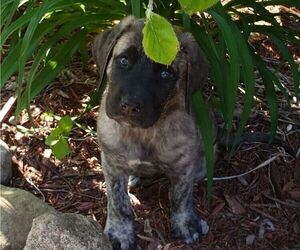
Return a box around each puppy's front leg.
[102,153,136,250]
[169,168,208,244]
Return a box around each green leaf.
[131,0,141,18]
[190,20,225,118]
[58,115,73,134]
[51,137,71,160]
[45,116,72,147]
[1,0,18,30]
[179,0,219,14]
[254,55,279,142]
[1,17,64,87]
[1,12,119,88]
[16,1,51,115]
[182,12,191,32]
[45,115,73,159]
[209,10,240,133]
[45,126,61,146]
[45,133,60,146]
[142,12,179,65]
[192,91,215,206]
[17,29,86,113]
[263,33,299,101]
[214,8,255,153]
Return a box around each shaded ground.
[1,15,300,250]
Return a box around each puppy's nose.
[120,98,141,115]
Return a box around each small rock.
[286,124,293,132]
[200,219,209,235]
[0,140,12,185]
[14,131,24,141]
[246,234,256,246]
[4,81,17,91]
[24,212,112,250]
[0,185,55,250]
[8,116,16,125]
[258,219,275,239]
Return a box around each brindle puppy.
[93,16,210,250]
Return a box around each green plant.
[1,0,127,114]
[1,0,299,200]
[45,115,73,160]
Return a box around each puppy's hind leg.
[101,154,136,250]
[168,166,209,244]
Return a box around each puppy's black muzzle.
[120,96,141,116]
[106,88,158,128]
[106,62,164,128]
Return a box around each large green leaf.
[142,12,179,65]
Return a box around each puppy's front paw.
[105,222,136,250]
[171,211,209,244]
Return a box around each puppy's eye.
[160,68,174,80]
[117,56,130,68]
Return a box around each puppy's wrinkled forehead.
[112,30,143,57]
[110,22,186,74]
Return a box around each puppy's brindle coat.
[93,16,210,250]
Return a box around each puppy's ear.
[92,16,136,85]
[179,33,208,96]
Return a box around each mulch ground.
[1,16,300,250]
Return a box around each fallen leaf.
[129,192,141,206]
[24,166,43,182]
[144,219,152,234]
[210,202,225,217]
[74,202,94,211]
[292,220,299,234]
[56,89,70,98]
[282,181,295,192]
[163,243,171,250]
[225,194,246,215]
[288,189,300,199]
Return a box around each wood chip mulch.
[1,31,300,250]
